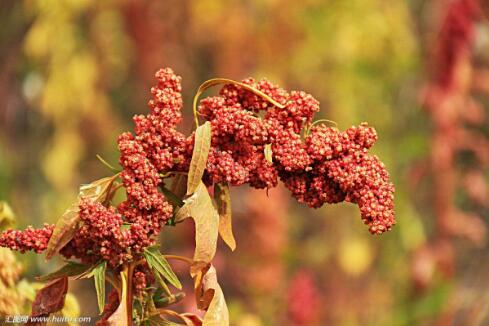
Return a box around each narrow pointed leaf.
[175,182,219,263]
[144,246,182,289]
[214,184,236,251]
[160,186,184,208]
[153,268,172,296]
[93,261,107,314]
[36,261,91,282]
[154,292,186,308]
[46,174,119,259]
[187,121,212,195]
[264,144,273,164]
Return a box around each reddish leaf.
[28,276,68,325]
[95,289,120,326]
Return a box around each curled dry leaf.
[181,313,203,326]
[108,270,128,326]
[156,309,203,326]
[187,122,212,196]
[46,174,120,259]
[176,182,219,264]
[194,265,229,326]
[214,184,236,251]
[29,276,69,320]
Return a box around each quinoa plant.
[0,68,395,325]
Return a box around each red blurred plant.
[0,68,395,325]
[415,0,488,288]
[411,0,489,323]
[287,270,319,325]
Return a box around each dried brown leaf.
[187,122,212,196]
[46,174,119,259]
[214,184,236,251]
[156,309,203,326]
[198,266,229,326]
[176,183,219,264]
[171,174,188,199]
[181,313,203,326]
[30,277,68,318]
[108,270,128,326]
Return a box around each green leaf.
[144,247,182,290]
[36,261,91,282]
[152,267,172,296]
[187,121,212,196]
[93,261,107,314]
[153,292,185,308]
[160,186,184,208]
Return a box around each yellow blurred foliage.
[337,237,373,277]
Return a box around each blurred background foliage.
[0,0,488,325]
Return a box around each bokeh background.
[1,0,489,325]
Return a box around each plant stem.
[127,263,135,326]
[106,273,122,300]
[163,254,194,265]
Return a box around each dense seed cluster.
[0,67,395,266]
[0,224,54,254]
[292,123,396,233]
[198,75,395,233]
[60,200,132,267]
